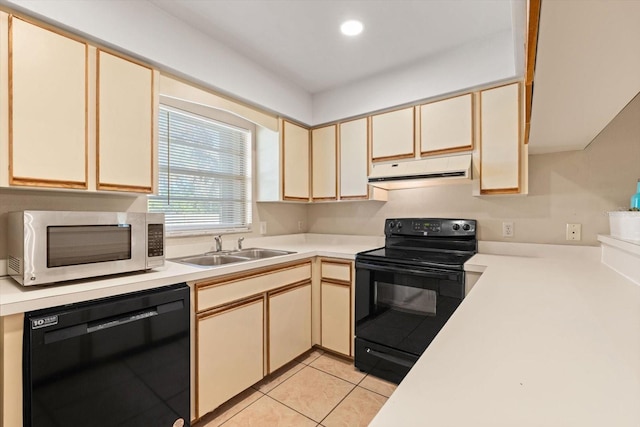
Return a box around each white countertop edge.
[598,234,640,256]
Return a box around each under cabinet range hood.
[368,154,472,190]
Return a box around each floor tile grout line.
[356,382,396,399]
[261,393,325,425]
[318,381,358,425]
[307,363,366,386]
[259,361,307,395]
[216,393,267,427]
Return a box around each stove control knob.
[389,222,395,229]
[452,223,461,231]
[397,222,403,229]
[462,223,471,231]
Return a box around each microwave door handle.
[356,261,457,280]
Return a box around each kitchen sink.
[175,254,250,267]
[173,248,295,267]
[228,248,295,259]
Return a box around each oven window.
[47,225,132,268]
[376,281,437,316]
[356,271,462,356]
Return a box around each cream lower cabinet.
[319,259,353,357]
[196,296,264,418]
[268,282,312,372]
[1,313,24,427]
[194,260,312,419]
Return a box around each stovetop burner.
[356,218,477,270]
[357,247,475,270]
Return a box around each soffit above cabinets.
[149,0,520,95]
[528,0,640,154]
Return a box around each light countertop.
[370,242,640,427]
[0,233,383,316]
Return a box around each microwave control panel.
[147,224,164,257]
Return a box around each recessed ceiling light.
[341,20,363,36]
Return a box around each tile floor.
[195,349,397,427]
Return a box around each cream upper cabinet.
[2,14,157,193]
[9,16,87,189]
[339,118,369,199]
[97,50,154,193]
[420,94,473,156]
[311,125,337,201]
[371,107,415,162]
[268,283,312,373]
[282,119,310,201]
[479,83,522,194]
[319,259,353,357]
[197,297,264,418]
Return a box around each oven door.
[354,258,464,383]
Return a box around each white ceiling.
[150,0,516,94]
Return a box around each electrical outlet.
[298,221,304,232]
[502,222,514,237]
[566,223,581,241]
[259,221,267,235]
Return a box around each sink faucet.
[237,237,244,250]
[214,235,223,252]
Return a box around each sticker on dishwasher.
[31,315,58,329]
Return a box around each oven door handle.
[356,261,459,281]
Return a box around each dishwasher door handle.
[86,309,158,333]
[43,299,184,344]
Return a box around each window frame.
[149,97,255,236]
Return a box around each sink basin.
[173,248,295,267]
[228,248,295,259]
[175,254,249,267]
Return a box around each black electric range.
[354,218,477,383]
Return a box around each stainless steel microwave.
[7,211,165,286]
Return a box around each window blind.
[149,106,252,233]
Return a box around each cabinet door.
[339,118,368,199]
[282,120,310,201]
[10,17,87,188]
[420,93,473,156]
[268,283,311,373]
[311,125,337,200]
[321,281,351,356]
[197,297,264,417]
[97,50,154,192]
[480,83,521,194]
[371,107,415,162]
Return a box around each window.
[149,105,252,234]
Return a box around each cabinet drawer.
[197,261,312,312]
[321,261,351,282]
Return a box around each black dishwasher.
[23,283,190,427]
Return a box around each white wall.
[308,91,640,245]
[312,30,517,125]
